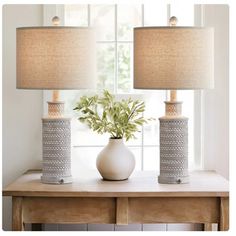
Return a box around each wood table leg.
[204,223,213,231]
[116,197,128,225]
[219,197,229,231]
[12,197,24,231]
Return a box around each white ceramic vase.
[96,138,135,180]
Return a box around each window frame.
[43,4,204,170]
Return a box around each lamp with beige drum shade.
[16,16,96,184]
[134,16,214,184]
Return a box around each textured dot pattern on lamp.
[48,102,65,117]
[41,118,72,184]
[165,101,182,116]
[158,118,189,184]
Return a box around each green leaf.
[73,90,153,140]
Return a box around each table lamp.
[134,16,214,184]
[16,16,96,184]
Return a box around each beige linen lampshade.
[16,27,96,89]
[134,27,214,89]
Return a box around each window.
[58,4,196,173]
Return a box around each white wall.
[202,5,229,179]
[2,4,43,231]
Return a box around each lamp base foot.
[41,175,72,184]
[158,175,189,184]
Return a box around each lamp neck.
[165,90,182,117]
[52,90,60,102]
[170,90,177,102]
[47,90,65,118]
[164,16,181,116]
[46,17,64,118]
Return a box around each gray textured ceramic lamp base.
[158,117,189,184]
[41,118,72,184]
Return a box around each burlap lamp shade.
[134,27,214,89]
[17,27,96,89]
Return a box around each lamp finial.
[169,16,178,26]
[52,16,60,26]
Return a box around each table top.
[3,169,229,197]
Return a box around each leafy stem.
[73,90,152,141]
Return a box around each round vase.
[96,138,135,180]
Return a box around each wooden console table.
[3,170,229,231]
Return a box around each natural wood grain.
[204,223,213,231]
[128,197,220,224]
[2,170,229,198]
[4,170,229,231]
[116,197,128,225]
[23,197,116,224]
[16,196,223,226]
[219,197,229,231]
[12,197,24,231]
